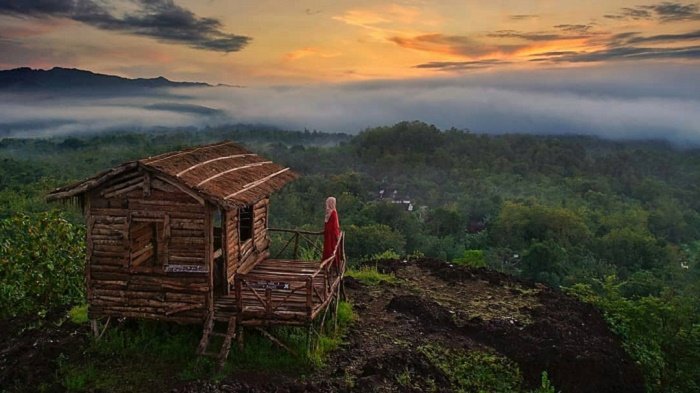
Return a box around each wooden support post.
[90,319,99,337]
[265,287,272,316]
[217,316,237,370]
[237,325,244,350]
[334,279,342,332]
[255,327,298,357]
[293,232,300,260]
[306,278,313,318]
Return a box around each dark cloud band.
[0,0,251,53]
[604,1,700,22]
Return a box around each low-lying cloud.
[0,63,698,145]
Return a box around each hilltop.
[0,67,211,91]
[1,258,644,393]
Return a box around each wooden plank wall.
[225,210,239,283]
[87,169,209,324]
[253,198,270,252]
[236,197,270,274]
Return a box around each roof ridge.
[141,140,238,165]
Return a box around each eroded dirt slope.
[182,258,645,393]
[1,258,645,392]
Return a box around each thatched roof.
[47,141,298,209]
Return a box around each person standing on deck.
[323,196,341,265]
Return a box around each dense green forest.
[1,122,699,392]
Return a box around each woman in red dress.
[323,196,340,263]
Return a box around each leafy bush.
[568,278,700,393]
[344,224,406,262]
[453,249,486,268]
[0,211,85,318]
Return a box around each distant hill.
[0,67,212,90]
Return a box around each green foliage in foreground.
[69,304,89,324]
[418,344,558,393]
[60,301,356,392]
[568,278,700,393]
[0,211,85,318]
[346,265,396,286]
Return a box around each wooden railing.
[232,229,346,323]
[267,227,323,260]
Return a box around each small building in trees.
[47,141,346,364]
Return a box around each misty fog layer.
[1,63,698,143]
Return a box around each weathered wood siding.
[236,197,270,274]
[225,210,239,283]
[86,169,209,324]
[253,198,270,252]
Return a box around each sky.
[0,0,699,140]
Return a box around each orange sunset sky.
[1,0,699,85]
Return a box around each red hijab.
[323,197,340,261]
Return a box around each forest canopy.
[1,122,699,392]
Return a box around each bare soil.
[0,258,645,392]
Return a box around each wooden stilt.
[255,327,297,356]
[197,313,214,355]
[217,316,237,370]
[90,319,99,337]
[237,325,244,350]
[97,316,111,340]
[334,283,342,332]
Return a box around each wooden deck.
[199,230,345,365]
[213,232,345,327]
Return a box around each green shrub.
[0,211,85,318]
[346,265,396,285]
[453,249,486,268]
[68,304,88,324]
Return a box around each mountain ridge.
[0,67,212,90]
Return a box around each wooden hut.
[47,141,346,364]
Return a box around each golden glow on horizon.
[1,0,699,84]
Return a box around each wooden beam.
[195,161,273,187]
[153,174,205,205]
[224,168,291,200]
[176,154,257,177]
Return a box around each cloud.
[537,45,700,62]
[604,1,700,22]
[624,29,700,43]
[0,0,251,52]
[554,24,594,34]
[1,64,698,145]
[529,28,700,63]
[486,28,598,42]
[390,34,524,57]
[509,14,539,21]
[414,59,511,71]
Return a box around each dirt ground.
[0,258,645,392]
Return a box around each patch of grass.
[68,304,88,324]
[308,301,356,366]
[58,302,357,391]
[346,265,396,286]
[57,321,217,392]
[419,344,523,393]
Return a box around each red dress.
[323,209,340,262]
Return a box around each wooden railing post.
[265,287,272,316]
[235,277,242,311]
[306,277,313,318]
[293,232,300,259]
